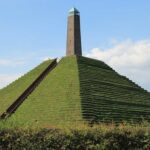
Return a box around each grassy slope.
[0,60,53,115]
[10,56,82,126]
[77,56,150,122]
[1,56,150,126]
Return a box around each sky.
[0,0,150,91]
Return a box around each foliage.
[0,123,149,150]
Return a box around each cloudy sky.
[0,0,150,91]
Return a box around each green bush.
[0,125,149,150]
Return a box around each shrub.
[0,124,149,150]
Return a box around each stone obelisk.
[66,8,82,56]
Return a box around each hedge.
[0,126,149,150]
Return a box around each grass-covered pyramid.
[0,56,150,126]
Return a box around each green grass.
[0,60,53,114]
[8,56,82,126]
[0,56,150,126]
[77,56,150,123]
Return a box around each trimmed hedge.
[0,127,149,150]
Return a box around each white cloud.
[0,74,22,89]
[86,39,150,91]
[0,59,25,67]
[42,57,52,61]
[0,59,25,89]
